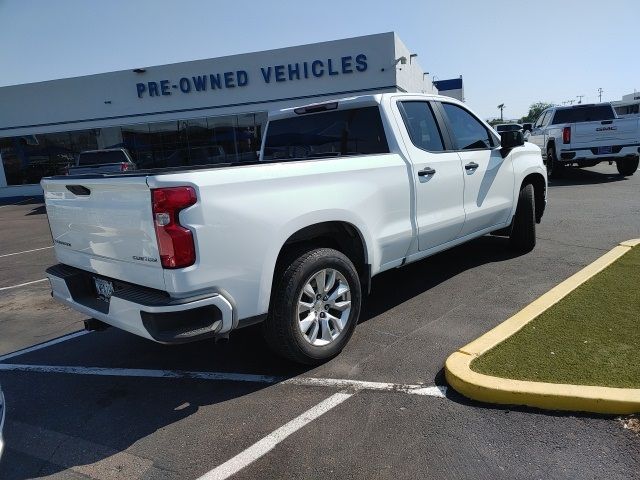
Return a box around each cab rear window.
[263,106,389,161]
[551,105,615,124]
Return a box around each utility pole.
[577,95,585,104]
[597,88,603,102]
[497,103,505,121]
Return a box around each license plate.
[93,277,114,301]
[598,146,612,155]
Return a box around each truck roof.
[270,92,456,120]
[551,102,613,111]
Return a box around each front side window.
[262,106,389,161]
[441,103,493,150]
[534,111,548,128]
[399,101,445,152]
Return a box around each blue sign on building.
[136,54,368,98]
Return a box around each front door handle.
[465,162,479,171]
[418,167,436,177]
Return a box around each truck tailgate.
[572,117,640,145]
[42,176,165,290]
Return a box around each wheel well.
[521,173,546,223]
[274,221,370,292]
[545,139,555,157]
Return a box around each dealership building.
[0,32,445,198]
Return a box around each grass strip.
[472,246,640,388]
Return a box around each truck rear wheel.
[546,146,564,179]
[616,156,639,176]
[509,183,536,253]
[262,248,361,365]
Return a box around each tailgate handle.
[66,185,91,196]
[600,120,613,125]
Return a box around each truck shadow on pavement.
[24,205,46,216]
[0,235,526,479]
[361,235,522,323]
[548,167,628,186]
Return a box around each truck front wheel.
[263,248,361,365]
[509,183,536,253]
[616,156,639,176]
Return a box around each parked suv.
[528,103,640,178]
[42,94,547,364]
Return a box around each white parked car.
[42,94,547,364]
[528,103,640,178]
[494,123,523,133]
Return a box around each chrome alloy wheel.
[297,268,352,346]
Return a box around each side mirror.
[500,130,524,148]
[522,123,533,132]
[500,131,524,157]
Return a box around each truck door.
[528,110,550,150]
[395,100,466,251]
[437,101,515,236]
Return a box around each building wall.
[0,32,433,195]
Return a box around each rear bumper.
[559,144,640,163]
[46,264,235,344]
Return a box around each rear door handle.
[465,162,479,171]
[418,167,436,177]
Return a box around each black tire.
[616,156,639,176]
[546,146,564,179]
[262,247,361,365]
[509,183,536,253]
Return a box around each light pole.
[497,104,505,121]
[598,88,603,102]
[577,95,585,104]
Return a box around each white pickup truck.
[528,103,640,178]
[42,94,547,364]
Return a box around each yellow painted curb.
[445,239,640,415]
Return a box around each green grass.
[472,246,640,388]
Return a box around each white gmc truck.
[528,103,640,178]
[42,94,547,364]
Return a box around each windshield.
[263,106,389,161]
[78,150,128,165]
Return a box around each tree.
[521,102,554,123]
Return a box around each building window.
[1,111,267,185]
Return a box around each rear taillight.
[151,186,197,268]
[562,126,571,144]
[120,162,130,172]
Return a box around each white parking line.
[0,330,90,362]
[0,363,447,397]
[0,246,53,258]
[197,391,354,480]
[0,278,48,292]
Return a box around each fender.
[509,143,547,220]
[255,209,376,315]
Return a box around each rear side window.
[441,103,494,150]
[399,102,445,152]
[551,105,615,124]
[263,106,389,161]
[78,151,127,165]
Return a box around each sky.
[1,0,638,119]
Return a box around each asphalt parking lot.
[0,165,639,479]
